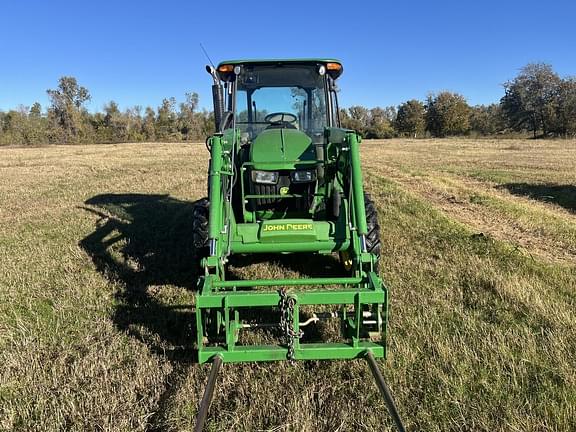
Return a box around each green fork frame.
[195,130,389,364]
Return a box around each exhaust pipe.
[206,65,224,132]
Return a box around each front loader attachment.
[193,273,405,431]
[195,271,388,364]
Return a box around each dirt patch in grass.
[367,165,576,264]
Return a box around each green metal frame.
[196,273,388,363]
[195,61,388,364]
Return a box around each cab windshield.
[235,65,328,139]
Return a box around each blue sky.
[1,0,575,112]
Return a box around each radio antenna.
[200,43,216,69]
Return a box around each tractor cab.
[207,59,344,222]
[214,59,342,140]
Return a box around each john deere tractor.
[193,59,403,431]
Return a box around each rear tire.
[192,197,209,276]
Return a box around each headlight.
[251,170,279,184]
[290,170,317,183]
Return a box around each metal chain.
[278,288,303,361]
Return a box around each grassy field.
[1,139,575,431]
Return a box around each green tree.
[0,112,4,145]
[395,100,426,137]
[0,108,27,145]
[156,97,179,141]
[0,105,50,145]
[27,103,49,143]
[500,63,561,137]
[426,92,470,137]
[29,102,42,118]
[555,78,576,137]
[199,110,215,138]
[125,106,144,142]
[178,92,200,140]
[103,101,128,142]
[46,76,91,142]
[142,106,156,140]
[366,107,395,138]
[341,106,370,136]
[469,104,505,136]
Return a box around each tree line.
[340,63,576,139]
[1,62,575,146]
[0,76,214,146]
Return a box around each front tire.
[364,193,381,271]
[192,197,209,276]
[339,193,381,272]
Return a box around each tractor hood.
[249,129,315,170]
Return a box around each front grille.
[249,171,314,212]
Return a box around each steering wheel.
[264,112,298,129]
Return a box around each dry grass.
[1,139,575,431]
[363,139,576,263]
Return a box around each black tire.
[339,193,381,272]
[192,197,210,275]
[364,193,381,271]
[192,198,221,343]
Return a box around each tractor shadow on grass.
[80,193,345,429]
[80,193,203,431]
[498,183,576,213]
[79,193,199,363]
[79,193,343,360]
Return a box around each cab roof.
[217,58,343,78]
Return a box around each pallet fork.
[193,351,405,432]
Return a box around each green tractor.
[193,59,404,431]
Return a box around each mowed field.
[1,139,575,431]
